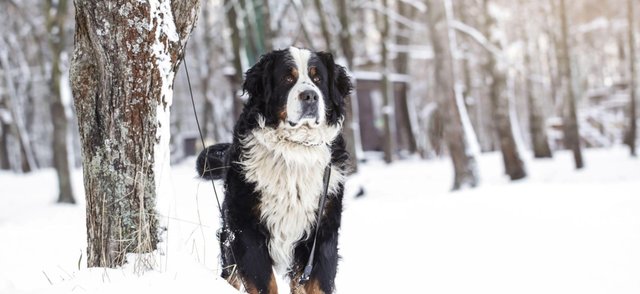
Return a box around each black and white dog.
[196,47,352,294]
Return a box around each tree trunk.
[482,0,527,180]
[226,0,245,120]
[260,1,274,51]
[70,0,200,268]
[46,0,76,204]
[0,99,11,170]
[335,0,363,173]
[0,45,37,173]
[381,0,395,164]
[199,3,220,143]
[395,0,418,154]
[313,0,333,52]
[627,0,637,157]
[558,0,584,169]
[427,0,479,190]
[524,31,553,158]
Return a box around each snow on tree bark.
[70,0,200,268]
[427,0,479,190]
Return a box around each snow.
[150,0,179,203]
[1,148,640,293]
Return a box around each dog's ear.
[317,52,352,118]
[243,53,274,104]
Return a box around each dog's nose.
[299,90,318,102]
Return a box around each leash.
[300,163,332,284]
[183,54,249,292]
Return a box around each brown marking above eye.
[309,66,320,83]
[285,68,298,84]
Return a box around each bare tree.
[70,0,200,267]
[511,0,553,159]
[197,2,221,143]
[427,0,479,190]
[481,0,527,180]
[395,0,418,154]
[524,32,553,158]
[45,0,75,204]
[226,0,245,119]
[558,0,585,169]
[335,0,364,173]
[381,0,396,164]
[0,37,38,173]
[627,0,637,157]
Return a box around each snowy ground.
[1,147,639,293]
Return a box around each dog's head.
[242,47,352,140]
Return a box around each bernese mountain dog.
[196,47,352,294]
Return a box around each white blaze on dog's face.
[285,47,326,128]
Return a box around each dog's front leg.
[290,231,339,294]
[221,226,278,294]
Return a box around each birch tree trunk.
[46,0,75,204]
[627,0,637,157]
[70,0,200,267]
[558,0,584,169]
[427,0,479,190]
[482,0,527,180]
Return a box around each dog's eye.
[284,75,295,84]
[312,75,321,83]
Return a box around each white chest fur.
[239,118,344,275]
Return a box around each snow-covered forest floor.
[1,148,639,294]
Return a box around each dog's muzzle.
[299,90,319,121]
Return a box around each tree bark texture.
[482,0,527,180]
[46,0,76,204]
[627,0,637,157]
[558,0,584,169]
[426,0,479,190]
[70,0,200,267]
